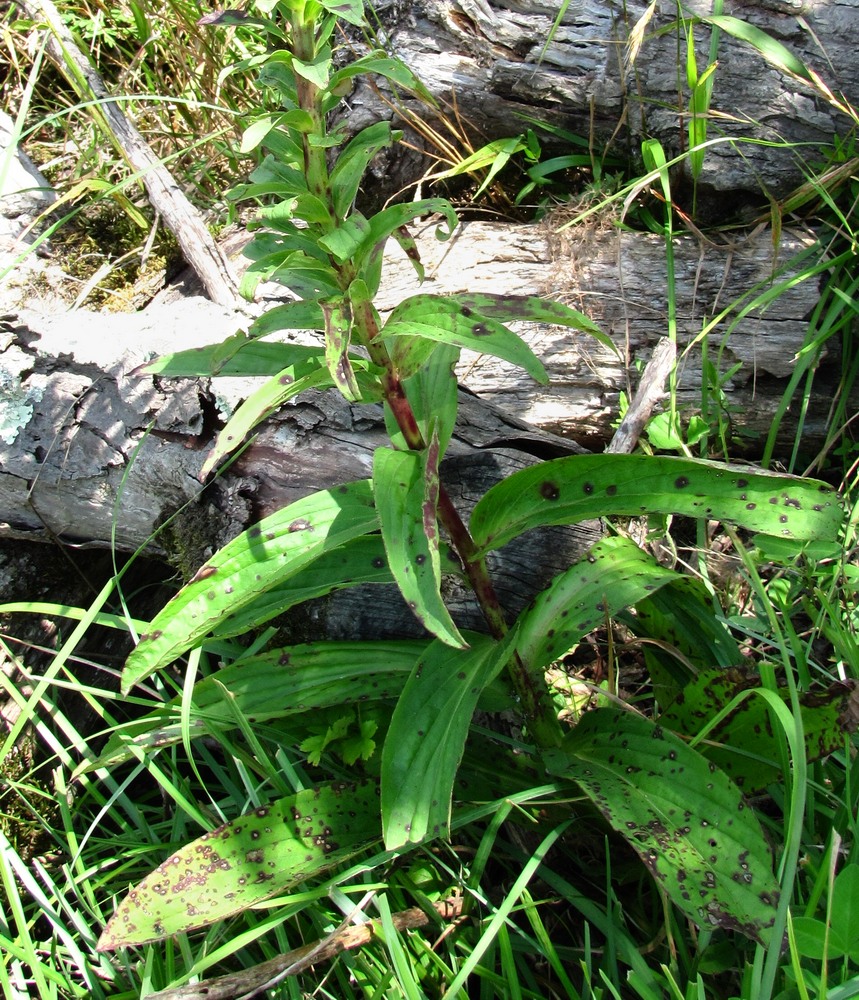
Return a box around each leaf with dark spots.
[373,446,465,648]
[470,454,842,555]
[121,482,379,691]
[381,293,548,383]
[540,481,560,500]
[545,709,780,944]
[515,537,680,672]
[381,632,516,850]
[97,780,380,949]
[660,670,859,792]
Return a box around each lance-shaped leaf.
[545,709,780,945]
[373,446,466,648]
[382,632,515,850]
[330,122,400,217]
[660,670,859,793]
[199,361,333,479]
[326,52,437,108]
[384,344,460,457]
[454,293,616,355]
[91,639,433,770]
[470,454,842,554]
[383,294,548,383]
[321,296,361,401]
[516,537,680,672]
[97,780,380,950]
[208,535,461,640]
[121,481,378,691]
[136,339,325,378]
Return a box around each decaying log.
[364,0,859,208]
[1,217,845,575]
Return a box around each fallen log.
[362,0,859,208]
[1,217,843,573]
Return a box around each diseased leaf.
[383,294,548,384]
[122,481,378,691]
[545,709,780,944]
[97,780,380,949]
[385,344,460,457]
[373,446,466,648]
[382,632,515,850]
[454,293,616,355]
[94,640,432,770]
[516,537,680,671]
[200,361,333,479]
[470,455,842,554]
[321,297,361,401]
[661,670,859,792]
[209,535,394,638]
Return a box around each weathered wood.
[1,218,843,574]
[17,0,241,308]
[365,0,859,207]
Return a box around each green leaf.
[454,293,615,355]
[385,344,460,457]
[383,294,548,384]
[516,537,680,671]
[382,632,515,850]
[372,446,466,648]
[96,780,380,949]
[701,15,813,82]
[208,534,397,638]
[470,455,843,554]
[326,52,436,108]
[341,200,457,276]
[293,49,332,88]
[545,708,780,944]
[330,122,399,217]
[199,361,334,479]
[239,248,341,300]
[121,481,378,691]
[93,639,432,770]
[136,340,325,378]
[660,670,859,793]
[248,299,326,338]
[318,0,364,26]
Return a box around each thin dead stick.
[146,896,466,1000]
[606,337,676,454]
[17,0,242,309]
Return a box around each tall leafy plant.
[94,0,844,963]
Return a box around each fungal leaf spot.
[97,780,380,950]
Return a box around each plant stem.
[290,7,562,748]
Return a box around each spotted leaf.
[382,293,548,384]
[97,780,380,950]
[121,481,378,692]
[545,708,780,944]
[372,445,466,648]
[516,536,680,671]
[661,670,859,793]
[470,454,842,554]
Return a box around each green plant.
[77,2,851,987]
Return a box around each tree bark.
[362,0,859,211]
[1,218,842,568]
